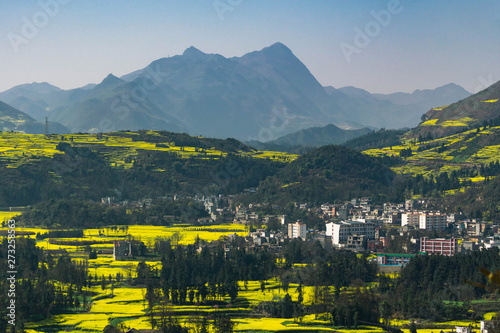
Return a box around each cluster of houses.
[101,194,500,262]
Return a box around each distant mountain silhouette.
[0,43,472,138]
[0,100,69,134]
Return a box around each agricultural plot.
[0,132,297,170]
[7,223,375,333]
[0,211,22,223]
[364,127,500,182]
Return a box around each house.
[345,235,367,251]
[113,241,132,260]
[456,326,473,333]
[481,319,497,333]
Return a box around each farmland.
[364,125,500,181]
[0,222,382,333]
[2,219,498,333]
[0,131,298,170]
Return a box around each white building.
[402,211,448,231]
[326,221,375,246]
[401,212,420,228]
[288,222,307,240]
[419,212,447,231]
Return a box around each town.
[99,194,500,261]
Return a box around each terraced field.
[0,131,298,170]
[364,126,500,180]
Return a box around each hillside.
[0,128,404,209]
[342,128,407,151]
[361,116,500,214]
[0,100,69,134]
[0,130,295,207]
[413,79,500,138]
[243,144,402,204]
[263,123,372,148]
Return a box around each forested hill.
[342,128,407,151]
[0,130,293,207]
[243,144,403,205]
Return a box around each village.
[99,194,500,267]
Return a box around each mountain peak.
[261,42,293,56]
[92,74,124,92]
[182,46,207,59]
[99,74,122,85]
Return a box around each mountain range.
[0,43,471,139]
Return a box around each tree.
[213,314,234,333]
[409,321,418,333]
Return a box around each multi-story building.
[402,211,448,231]
[326,221,375,246]
[401,212,420,228]
[288,222,307,240]
[420,237,458,256]
[419,212,447,231]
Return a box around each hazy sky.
[1,0,499,94]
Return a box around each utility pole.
[45,117,49,136]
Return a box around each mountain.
[49,75,186,133]
[0,130,289,207]
[0,43,472,138]
[264,123,372,148]
[0,100,69,133]
[373,83,471,110]
[0,82,90,121]
[413,79,500,138]
[329,83,471,129]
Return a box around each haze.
[1,0,499,94]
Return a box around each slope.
[0,130,296,207]
[0,100,69,134]
[244,144,401,204]
[266,123,372,147]
[414,80,500,138]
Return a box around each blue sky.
[1,0,499,94]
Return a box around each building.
[419,212,447,231]
[376,254,415,266]
[401,211,448,231]
[345,235,367,251]
[420,237,458,256]
[288,222,307,240]
[480,320,497,333]
[384,213,401,225]
[326,221,375,246]
[401,212,420,228]
[113,241,132,260]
